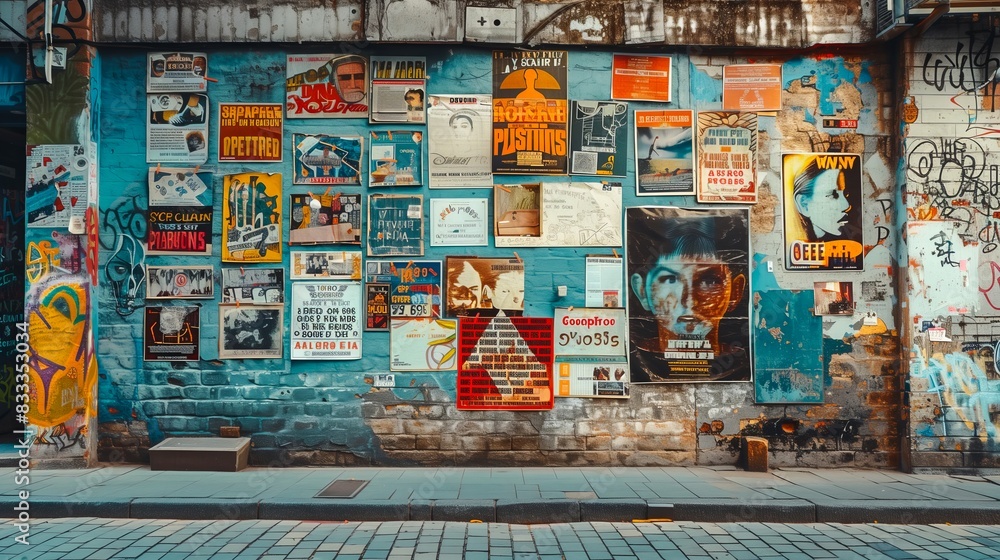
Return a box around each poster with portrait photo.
[569,100,628,177]
[444,256,525,317]
[430,198,489,247]
[290,251,362,280]
[222,172,282,263]
[292,134,363,185]
[427,94,493,188]
[144,306,200,361]
[147,93,209,164]
[218,304,283,359]
[782,153,864,271]
[289,192,362,246]
[365,260,442,318]
[146,266,214,299]
[286,54,369,119]
[492,50,569,175]
[370,56,426,124]
[696,111,757,204]
[626,206,751,383]
[369,130,423,186]
[635,110,694,196]
[147,52,208,92]
[221,267,284,304]
[367,194,424,257]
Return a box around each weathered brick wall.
[903,17,1000,471]
[98,45,901,468]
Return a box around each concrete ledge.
[581,499,647,522]
[815,500,1000,525]
[670,500,816,523]
[14,500,131,519]
[409,499,433,521]
[431,499,496,522]
[260,500,410,521]
[130,498,258,519]
[497,499,579,524]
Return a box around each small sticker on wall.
[928,327,951,342]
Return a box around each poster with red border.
[611,54,671,102]
[218,103,283,162]
[457,313,554,410]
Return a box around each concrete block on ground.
[431,499,496,522]
[742,436,768,472]
[130,498,258,519]
[815,500,1000,524]
[409,499,433,521]
[13,500,131,519]
[671,500,816,523]
[496,499,579,524]
[260,500,409,521]
[581,499,647,521]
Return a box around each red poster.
[611,54,672,102]
[218,103,283,162]
[457,314,554,410]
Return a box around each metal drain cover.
[316,479,369,498]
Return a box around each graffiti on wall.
[26,0,92,80]
[25,232,97,454]
[100,196,147,316]
[920,25,1000,136]
[912,344,1000,448]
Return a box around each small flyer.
[146,266,214,299]
[390,318,458,371]
[365,282,391,331]
[429,198,489,247]
[147,52,208,92]
[290,251,363,280]
[147,93,209,164]
[611,54,671,102]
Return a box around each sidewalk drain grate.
[316,479,369,498]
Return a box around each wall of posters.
[445,256,524,316]
[218,103,283,162]
[222,172,282,262]
[496,182,623,248]
[365,282,390,331]
[457,314,554,410]
[389,318,458,371]
[569,100,628,177]
[146,266,214,299]
[722,64,782,112]
[370,56,427,123]
[147,52,208,92]
[696,111,758,204]
[492,50,569,174]
[611,54,671,102]
[365,260,442,318]
[369,130,422,186]
[292,134,363,185]
[290,282,363,360]
[634,110,694,196]
[753,290,823,404]
[427,94,493,188]
[147,93,209,163]
[626,207,750,382]
[26,144,88,228]
[429,198,489,246]
[219,304,283,359]
[221,268,284,304]
[289,192,362,245]
[286,54,369,118]
[147,206,212,255]
[144,306,200,361]
[290,251,363,280]
[585,256,624,308]
[367,194,424,257]
[782,153,864,271]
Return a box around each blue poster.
[292,133,363,185]
[367,194,423,257]
[369,130,423,186]
[753,289,824,404]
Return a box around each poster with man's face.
[286,54,369,118]
[782,153,864,271]
[626,206,751,382]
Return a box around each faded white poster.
[291,282,363,360]
[427,94,492,188]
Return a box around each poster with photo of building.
[292,134,363,185]
[286,54,369,118]
[492,50,568,174]
[289,192,362,246]
[222,172,282,263]
[427,94,493,188]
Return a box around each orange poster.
[722,64,782,111]
[611,54,671,102]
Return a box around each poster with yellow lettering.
[696,111,757,204]
[218,103,283,162]
[222,172,282,263]
[492,50,568,175]
[782,153,864,271]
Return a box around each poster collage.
[139,50,865,410]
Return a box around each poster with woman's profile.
[427,94,493,188]
[781,153,863,271]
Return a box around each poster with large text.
[626,206,750,382]
[370,57,426,123]
[390,318,458,371]
[457,313,554,410]
[427,94,493,188]
[144,306,200,361]
[492,50,568,174]
[291,282,362,360]
[147,93,209,163]
[286,54,369,118]
[569,100,628,177]
[218,103,283,162]
[365,260,442,318]
[696,111,757,204]
[222,172,282,263]
[781,153,864,271]
[611,54,671,102]
[634,110,694,196]
[147,206,212,255]
[26,144,88,228]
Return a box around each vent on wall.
[877,0,899,36]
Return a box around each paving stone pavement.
[2,518,1000,560]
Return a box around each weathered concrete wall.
[903,17,1000,471]
[97,44,901,468]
